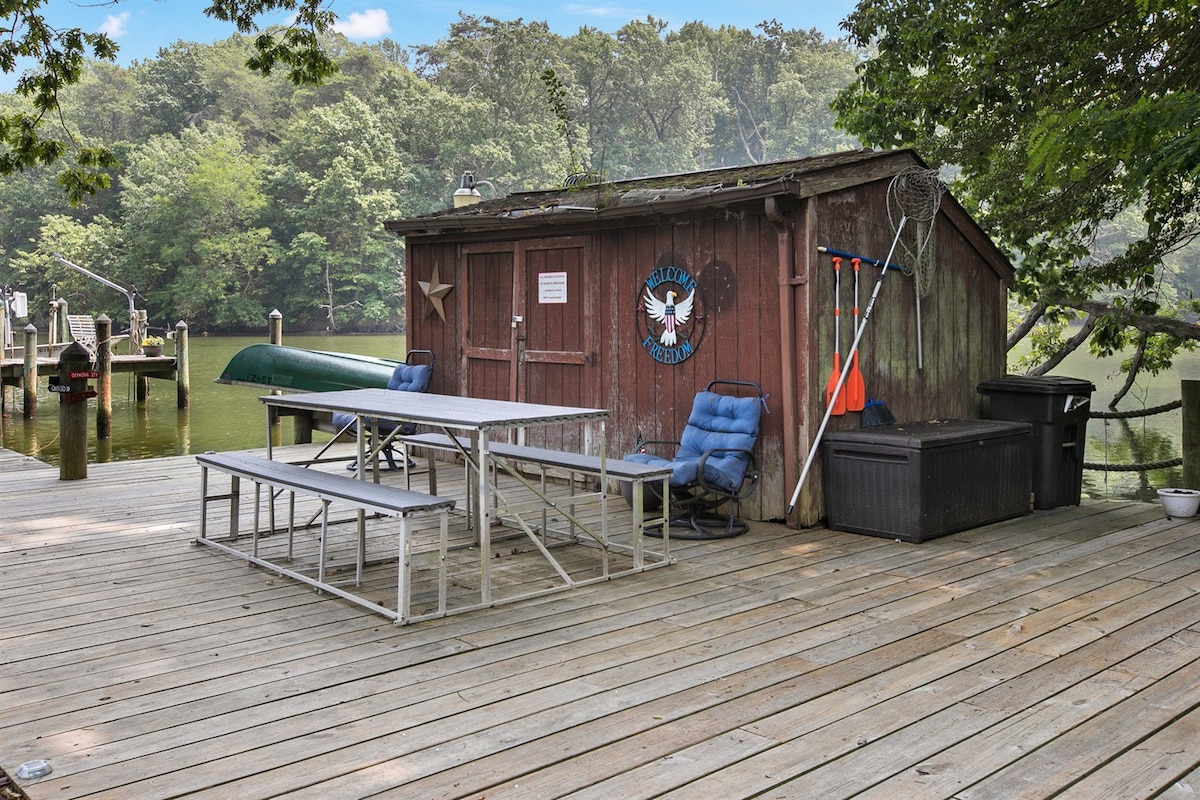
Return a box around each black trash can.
[977,375,1096,509]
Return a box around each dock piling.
[59,342,91,480]
[96,314,113,438]
[268,309,282,443]
[176,320,190,409]
[22,324,36,419]
[1183,380,1199,489]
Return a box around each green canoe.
[215,343,402,393]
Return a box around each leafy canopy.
[1,0,338,203]
[834,0,1200,356]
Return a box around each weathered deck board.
[2,445,1200,799]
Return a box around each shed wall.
[404,182,1008,527]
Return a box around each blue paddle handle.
[818,246,908,274]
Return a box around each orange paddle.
[825,257,846,416]
[847,258,866,411]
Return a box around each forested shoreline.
[0,15,859,335]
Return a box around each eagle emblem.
[637,265,705,364]
[642,287,696,347]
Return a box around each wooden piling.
[59,342,91,480]
[176,320,190,409]
[96,314,113,438]
[268,309,282,442]
[22,324,37,419]
[1183,380,1200,489]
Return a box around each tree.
[267,95,407,329]
[834,0,1200,381]
[133,42,220,137]
[413,15,575,190]
[0,0,338,203]
[674,20,859,166]
[7,213,124,319]
[607,17,725,175]
[119,123,276,328]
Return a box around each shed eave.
[384,181,799,237]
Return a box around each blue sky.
[26,0,858,70]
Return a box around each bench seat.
[195,451,455,624]
[400,432,672,480]
[197,452,453,517]
[400,432,672,556]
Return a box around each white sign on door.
[538,271,568,304]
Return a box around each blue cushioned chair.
[332,350,434,471]
[623,379,765,539]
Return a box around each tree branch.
[1110,330,1147,409]
[1044,292,1200,342]
[1006,297,1049,350]
[1029,312,1097,376]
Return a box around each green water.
[0,334,405,465]
[2,333,1194,502]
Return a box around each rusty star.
[417,264,453,322]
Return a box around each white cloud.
[561,4,644,21]
[99,11,130,38]
[333,9,391,39]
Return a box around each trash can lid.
[977,375,1096,395]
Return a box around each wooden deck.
[4,445,1200,799]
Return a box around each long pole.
[53,253,142,351]
[786,219,911,516]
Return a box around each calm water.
[2,333,1195,502]
[1056,346,1198,502]
[0,334,405,465]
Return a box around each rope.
[1088,400,1182,420]
[1084,458,1183,472]
[1082,398,1184,472]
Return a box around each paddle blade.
[846,351,865,412]
[826,353,846,416]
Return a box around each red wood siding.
[403,181,1008,527]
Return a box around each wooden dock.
[1,351,178,386]
[1,352,181,414]
[4,445,1200,799]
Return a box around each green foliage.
[836,0,1200,378]
[0,10,862,332]
[205,0,339,84]
[115,124,276,328]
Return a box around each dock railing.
[1084,379,1200,489]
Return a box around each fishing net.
[886,166,945,296]
[886,166,945,370]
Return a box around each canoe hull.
[216,343,401,393]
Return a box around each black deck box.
[822,419,1032,543]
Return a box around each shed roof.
[385,148,1013,280]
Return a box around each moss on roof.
[398,149,901,226]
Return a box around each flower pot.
[1157,488,1200,518]
[143,345,163,357]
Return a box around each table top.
[260,388,609,430]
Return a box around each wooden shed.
[385,149,1014,528]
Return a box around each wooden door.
[517,238,594,449]
[460,238,596,449]
[461,245,516,402]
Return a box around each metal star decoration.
[417,264,453,322]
